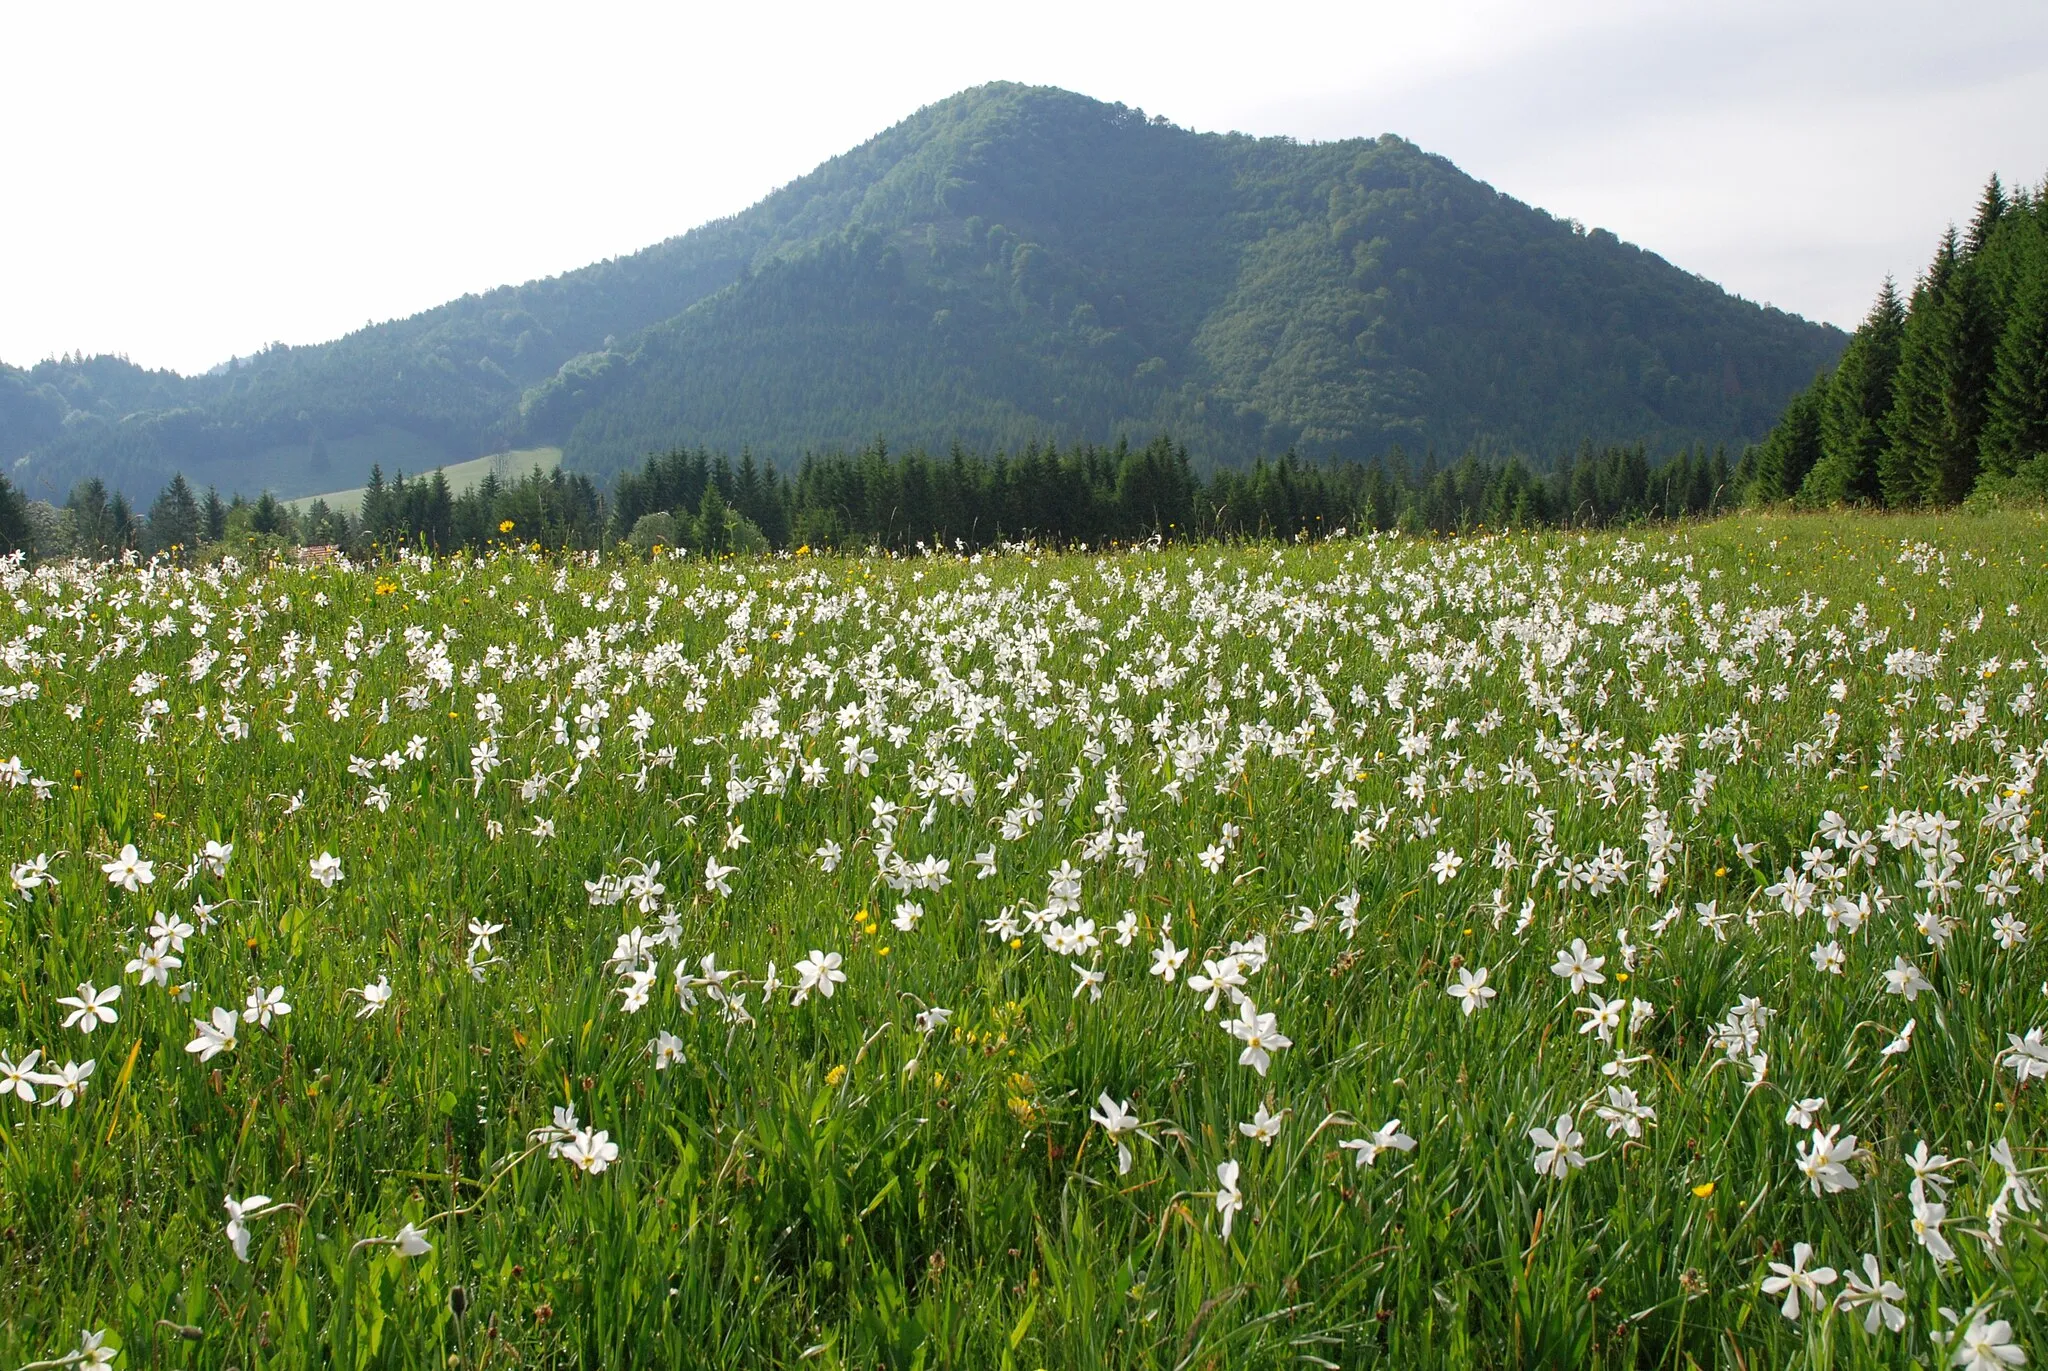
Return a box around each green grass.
[285,446,562,517]
[0,510,2044,1369]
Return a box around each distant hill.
[2,83,1845,502]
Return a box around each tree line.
[1738,173,2048,506]
[0,433,1735,563]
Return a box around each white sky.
[4,0,2044,376]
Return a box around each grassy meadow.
[1,510,2045,1369]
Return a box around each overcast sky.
[4,0,2044,376]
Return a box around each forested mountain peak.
[2,82,1844,501]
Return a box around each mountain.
[2,83,1846,502]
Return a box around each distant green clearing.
[287,447,562,517]
[241,425,457,501]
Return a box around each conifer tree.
[203,486,227,542]
[1881,237,1958,506]
[1982,230,2048,477]
[1746,376,1824,502]
[1966,174,2008,257]
[146,473,202,557]
[1922,251,1999,504]
[0,471,30,556]
[1803,280,1904,503]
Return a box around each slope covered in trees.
[3,84,1841,503]
[1740,174,2048,507]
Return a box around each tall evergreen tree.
[1982,231,2048,477]
[108,491,137,553]
[0,471,30,556]
[146,473,202,556]
[1745,376,1825,502]
[1966,174,2008,257]
[1881,236,1959,506]
[1803,280,1905,504]
[66,478,114,559]
[203,486,228,542]
[1922,248,2000,504]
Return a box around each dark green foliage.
[0,470,29,555]
[1755,172,2048,507]
[202,485,227,542]
[144,473,201,556]
[1802,280,1905,504]
[1739,376,1825,502]
[1984,225,2048,475]
[65,477,133,560]
[4,85,1841,503]
[616,434,1728,552]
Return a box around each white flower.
[1880,1019,1916,1058]
[651,1030,685,1069]
[1338,1118,1417,1168]
[1783,1096,1826,1129]
[1795,1126,1859,1196]
[1429,849,1464,884]
[102,843,154,892]
[1910,1197,1956,1264]
[1883,955,1933,1001]
[1214,1159,1243,1237]
[1593,1085,1656,1139]
[1237,1103,1287,1146]
[0,1049,43,1103]
[1760,1241,1837,1321]
[35,1058,94,1107]
[561,1127,619,1174]
[1447,966,1496,1016]
[308,851,344,888]
[224,1192,272,1261]
[1528,1113,1586,1178]
[126,939,180,988]
[1835,1253,1906,1334]
[185,1006,240,1062]
[1090,1093,1144,1174]
[792,950,845,1005]
[915,1006,952,1035]
[199,839,234,877]
[242,985,291,1028]
[355,975,392,1018]
[1223,997,1292,1076]
[58,982,120,1033]
[2002,1027,2048,1083]
[392,1222,433,1258]
[1550,939,1606,993]
[1950,1313,2026,1370]
[1150,938,1188,982]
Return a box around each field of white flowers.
[2,511,2045,1369]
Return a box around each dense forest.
[1,83,1839,503]
[1737,174,2048,507]
[0,432,1735,563]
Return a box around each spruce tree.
[1747,376,1824,502]
[1982,231,2048,477]
[0,471,30,556]
[1966,174,2008,257]
[1923,252,2000,503]
[146,474,202,557]
[1881,238,1957,506]
[1804,280,1904,503]
[203,486,227,542]
[66,478,114,559]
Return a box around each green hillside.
[2,83,1845,502]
